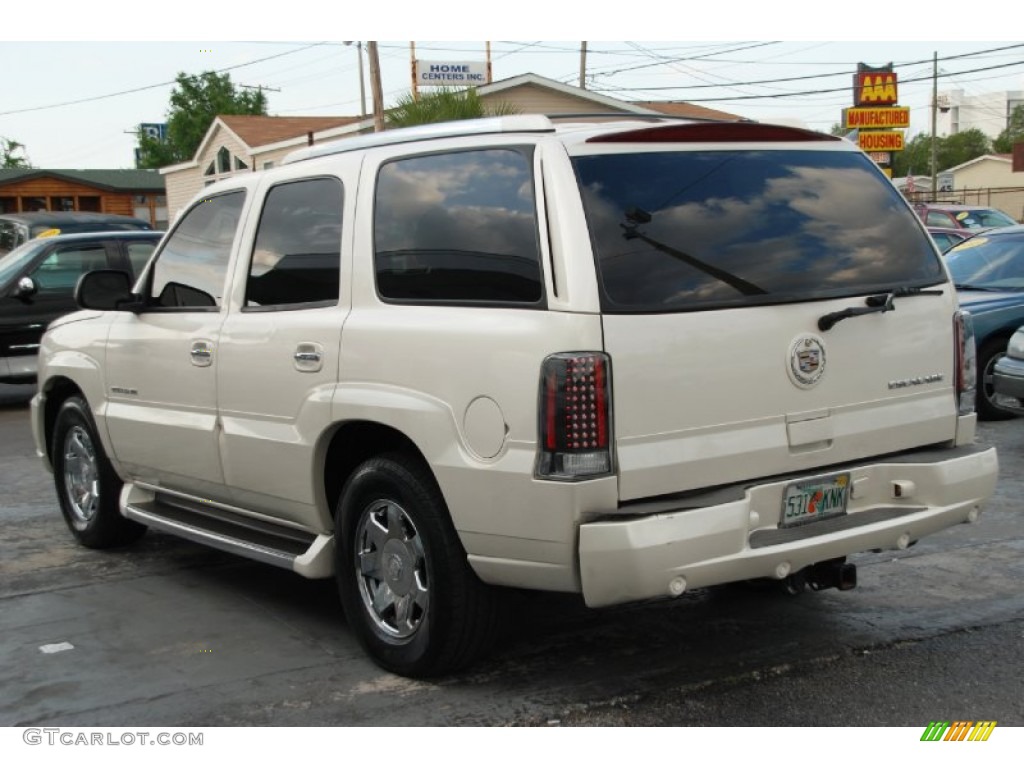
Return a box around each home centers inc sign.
[415,60,489,87]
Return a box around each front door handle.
[294,342,324,372]
[191,340,213,367]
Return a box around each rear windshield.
[573,149,944,312]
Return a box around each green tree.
[386,87,517,129]
[939,128,991,170]
[136,71,268,168]
[993,104,1024,154]
[891,132,931,178]
[891,128,992,178]
[1,137,31,168]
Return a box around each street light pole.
[343,42,367,120]
[931,51,938,201]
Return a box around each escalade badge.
[788,335,827,388]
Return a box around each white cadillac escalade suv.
[32,116,998,676]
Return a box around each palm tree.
[386,87,518,129]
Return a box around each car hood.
[955,289,1024,314]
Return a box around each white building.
[937,89,1024,139]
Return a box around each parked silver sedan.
[993,326,1024,415]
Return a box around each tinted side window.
[150,191,245,308]
[245,178,343,308]
[374,148,543,304]
[574,150,944,312]
[126,241,157,277]
[30,244,110,291]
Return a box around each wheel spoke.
[385,502,404,538]
[372,581,395,615]
[359,550,381,579]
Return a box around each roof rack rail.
[283,115,556,165]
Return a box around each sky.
[2,3,1022,169]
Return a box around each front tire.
[977,338,1016,421]
[335,454,501,677]
[51,396,145,548]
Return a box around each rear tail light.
[537,352,613,480]
[954,310,976,415]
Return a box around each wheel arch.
[39,376,88,465]
[319,420,439,530]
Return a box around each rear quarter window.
[573,149,944,312]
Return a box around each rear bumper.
[578,445,998,607]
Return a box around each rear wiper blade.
[818,287,944,332]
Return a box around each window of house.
[373,148,543,305]
[149,191,245,308]
[78,196,101,212]
[245,177,343,309]
[217,147,231,175]
[234,157,249,171]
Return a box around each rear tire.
[977,338,1016,421]
[51,396,146,548]
[335,454,501,677]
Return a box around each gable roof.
[633,100,745,121]
[0,168,165,191]
[477,72,745,121]
[218,115,363,148]
[946,154,1013,174]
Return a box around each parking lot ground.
[1,386,1022,727]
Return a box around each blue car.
[945,225,1024,419]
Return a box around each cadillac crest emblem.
[788,335,827,388]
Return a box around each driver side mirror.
[75,270,139,311]
[13,276,38,300]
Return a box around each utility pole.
[367,41,386,132]
[930,51,938,201]
[410,42,419,101]
[579,42,587,89]
[344,42,367,119]
[486,41,492,84]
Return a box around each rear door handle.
[294,342,324,372]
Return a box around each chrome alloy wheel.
[354,499,429,639]
[62,425,100,525]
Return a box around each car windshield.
[945,233,1024,290]
[954,209,1017,229]
[0,239,48,288]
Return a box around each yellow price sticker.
[36,228,62,238]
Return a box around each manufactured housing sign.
[416,60,488,86]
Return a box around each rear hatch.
[570,125,958,501]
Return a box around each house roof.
[633,101,745,122]
[217,115,363,149]
[945,154,1013,174]
[0,168,165,191]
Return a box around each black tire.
[977,338,1016,421]
[335,454,502,677]
[51,396,146,549]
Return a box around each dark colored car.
[927,226,972,252]
[944,225,1024,419]
[0,212,153,257]
[0,230,163,383]
[914,203,1017,232]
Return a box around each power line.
[600,59,1024,101]
[0,42,329,118]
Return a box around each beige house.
[946,154,1024,222]
[161,73,744,220]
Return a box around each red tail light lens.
[537,352,613,480]
[954,310,976,415]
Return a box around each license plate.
[781,472,850,527]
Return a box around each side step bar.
[121,488,335,578]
